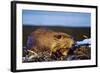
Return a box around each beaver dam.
[22,25,91,63]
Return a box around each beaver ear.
[27,35,35,50]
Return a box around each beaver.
[26,28,75,61]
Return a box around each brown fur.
[29,28,75,59]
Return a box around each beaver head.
[27,28,75,59]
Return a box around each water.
[23,25,90,47]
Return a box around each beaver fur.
[26,28,75,61]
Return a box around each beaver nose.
[71,36,75,40]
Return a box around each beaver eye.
[55,35,62,39]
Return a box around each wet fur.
[27,28,75,60]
